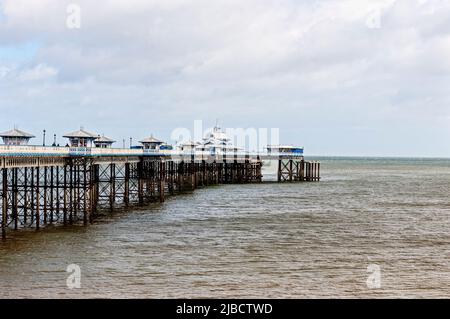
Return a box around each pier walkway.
[0,146,320,238]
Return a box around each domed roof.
[95,135,116,143]
[139,135,163,144]
[63,127,97,139]
[0,128,35,138]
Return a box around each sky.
[0,0,450,157]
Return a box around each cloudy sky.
[0,0,449,156]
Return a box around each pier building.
[94,135,115,148]
[139,135,164,151]
[63,128,98,147]
[0,128,35,146]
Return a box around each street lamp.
[43,129,46,146]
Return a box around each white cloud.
[18,63,58,81]
[0,65,12,78]
[0,0,449,156]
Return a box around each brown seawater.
[0,157,449,298]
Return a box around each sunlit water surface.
[1,157,449,298]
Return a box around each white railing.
[0,145,70,156]
[0,145,305,160]
[79,148,143,157]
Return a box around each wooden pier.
[0,147,319,238]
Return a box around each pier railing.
[0,145,305,161]
[0,145,69,157]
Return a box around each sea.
[0,157,449,298]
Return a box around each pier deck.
[0,146,320,238]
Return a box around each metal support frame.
[1,154,319,238]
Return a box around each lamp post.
[43,129,46,146]
[130,137,132,148]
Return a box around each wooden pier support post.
[317,162,320,182]
[88,164,96,222]
[138,161,144,205]
[308,162,312,181]
[307,162,311,181]
[54,166,59,223]
[124,162,130,206]
[177,161,184,193]
[63,165,68,225]
[159,161,165,203]
[109,163,116,211]
[202,160,207,187]
[43,166,48,225]
[289,159,293,182]
[190,155,195,190]
[300,160,305,181]
[50,166,54,223]
[307,162,310,181]
[294,160,299,181]
[173,162,178,192]
[23,167,28,224]
[303,161,307,181]
[55,166,60,223]
[82,162,88,225]
[12,168,18,230]
[170,161,175,195]
[194,162,198,189]
[256,155,262,182]
[69,164,74,224]
[31,167,35,225]
[223,155,228,184]
[2,168,7,239]
[76,164,81,218]
[152,161,156,199]
[246,160,250,182]
[233,154,238,183]
[277,159,282,182]
[214,161,219,184]
[35,167,40,230]
[167,162,172,195]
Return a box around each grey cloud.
[0,0,450,156]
